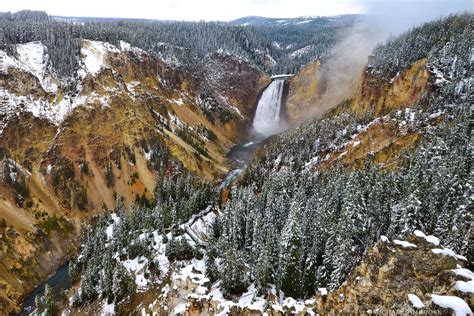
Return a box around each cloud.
[1,0,471,21]
[360,0,473,36]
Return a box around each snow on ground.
[431,294,472,316]
[0,82,117,127]
[126,81,141,96]
[408,294,425,309]
[181,208,217,244]
[100,301,115,316]
[318,288,328,296]
[151,231,170,275]
[80,40,119,76]
[290,45,312,58]
[414,230,440,246]
[380,235,389,242]
[430,66,448,85]
[451,267,474,294]
[432,248,467,261]
[144,149,153,161]
[303,156,320,171]
[393,239,417,248]
[106,225,170,292]
[173,303,188,314]
[282,297,305,313]
[0,50,17,70]
[0,42,57,93]
[118,40,150,57]
[0,39,147,126]
[106,224,114,240]
[455,280,474,293]
[452,268,474,280]
[204,282,267,315]
[16,42,53,91]
[172,258,208,286]
[173,98,184,106]
[9,42,58,93]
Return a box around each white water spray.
[252,79,286,137]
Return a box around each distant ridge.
[230,14,360,26]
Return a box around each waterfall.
[252,79,286,137]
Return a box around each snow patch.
[81,40,119,76]
[432,248,467,261]
[100,301,115,315]
[452,268,474,280]
[0,83,90,126]
[414,230,440,246]
[431,294,472,316]
[173,303,187,314]
[408,294,425,309]
[455,280,474,294]
[393,239,417,248]
[0,42,58,93]
[119,40,131,51]
[290,45,312,58]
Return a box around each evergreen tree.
[254,246,272,295]
[44,284,56,316]
[112,265,135,303]
[221,246,248,297]
[34,295,43,315]
[278,203,303,298]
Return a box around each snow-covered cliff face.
[0,39,268,133]
[0,38,268,314]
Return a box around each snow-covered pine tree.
[221,245,248,297]
[278,202,303,298]
[44,284,56,316]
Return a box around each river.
[15,263,71,315]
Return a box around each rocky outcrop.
[285,56,430,128]
[285,60,323,125]
[317,232,473,314]
[351,58,430,116]
[203,52,271,124]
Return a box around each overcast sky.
[1,0,472,21]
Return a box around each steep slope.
[0,39,268,313]
[61,213,474,315]
[214,12,472,303]
[285,59,323,123]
